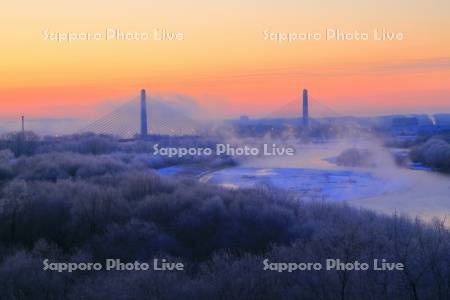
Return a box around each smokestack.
[21,116,25,134]
[140,89,148,136]
[302,89,309,127]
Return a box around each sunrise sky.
[1,0,449,119]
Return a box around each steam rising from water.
[217,130,450,226]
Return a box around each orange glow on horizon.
[1,1,449,118]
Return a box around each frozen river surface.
[196,143,450,226]
[158,143,450,225]
[201,167,392,201]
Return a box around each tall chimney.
[21,116,25,134]
[140,89,148,136]
[302,89,309,127]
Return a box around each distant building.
[391,117,419,135]
[434,114,450,126]
[239,115,250,123]
[392,117,418,127]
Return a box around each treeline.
[0,133,449,299]
[335,148,375,168]
[410,137,450,172]
[0,132,236,171]
[0,150,447,299]
[230,121,371,141]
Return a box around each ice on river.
[201,167,392,201]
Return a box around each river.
[200,143,450,226]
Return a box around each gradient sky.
[1,0,449,119]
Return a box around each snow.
[202,167,390,201]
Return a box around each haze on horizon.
[1,0,449,119]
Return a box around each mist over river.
[199,143,450,226]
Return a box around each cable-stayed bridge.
[79,92,200,139]
[263,92,344,121]
[78,89,345,138]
